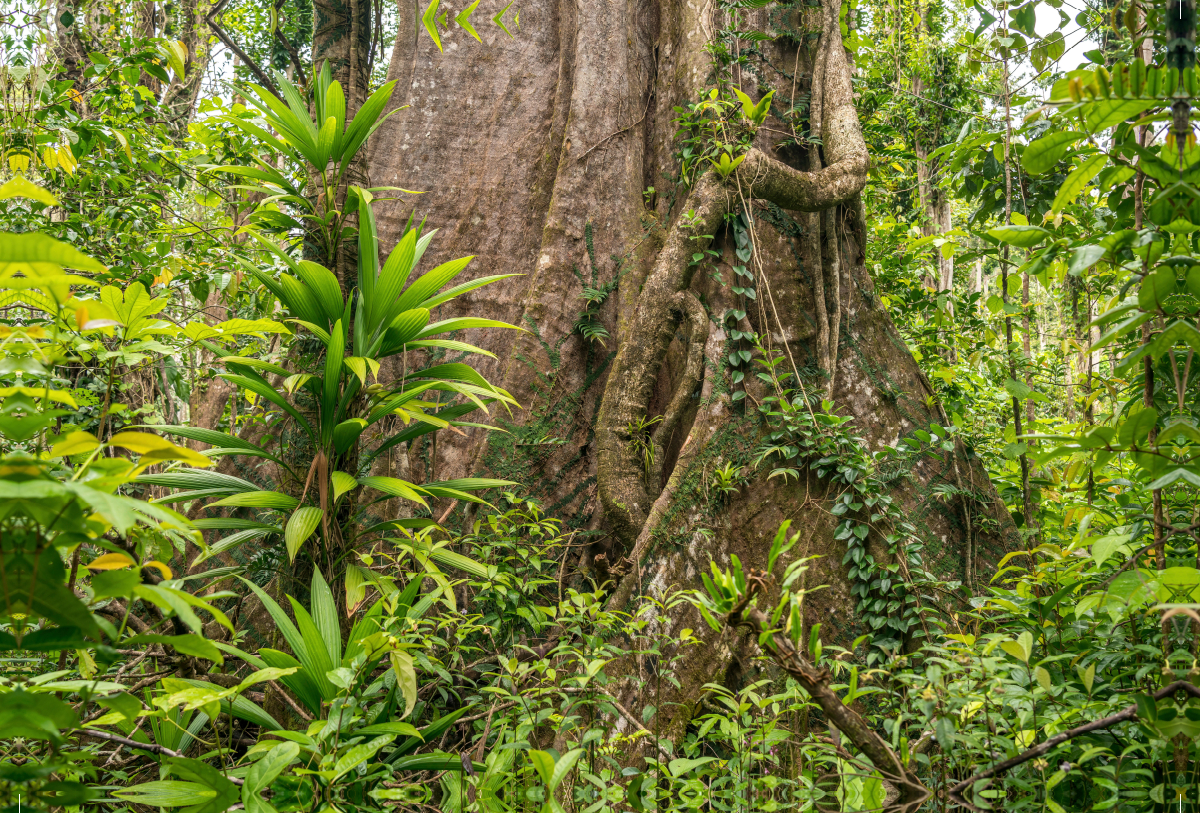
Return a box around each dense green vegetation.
[0,0,1198,810]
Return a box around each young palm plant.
[210,62,409,269]
[140,192,518,597]
[136,63,522,602]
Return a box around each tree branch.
[949,680,1200,807]
[730,593,929,807]
[77,729,183,758]
[76,730,243,785]
[206,0,283,100]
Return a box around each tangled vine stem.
[595,0,868,552]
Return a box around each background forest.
[0,0,1198,809]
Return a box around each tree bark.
[367,0,1015,736]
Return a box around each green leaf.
[137,469,261,493]
[238,579,309,668]
[333,735,396,780]
[1000,631,1033,662]
[668,757,717,778]
[332,471,358,501]
[528,750,555,786]
[422,0,443,51]
[767,520,795,572]
[244,741,299,796]
[309,568,341,666]
[1085,99,1154,131]
[1068,244,1107,276]
[163,39,187,79]
[396,256,474,312]
[356,720,421,738]
[294,261,343,325]
[492,0,515,37]
[1051,155,1106,212]
[339,81,399,175]
[1020,131,1083,175]
[391,753,479,773]
[113,781,216,807]
[549,748,584,791]
[987,225,1051,248]
[91,568,141,600]
[1078,663,1096,693]
[391,649,418,718]
[1004,378,1033,400]
[258,649,322,715]
[1090,533,1127,568]
[152,426,282,461]
[174,679,283,731]
[210,491,299,511]
[284,507,324,561]
[125,634,224,664]
[0,176,59,206]
[1034,666,1053,692]
[287,598,337,699]
[0,230,106,276]
[359,476,429,507]
[455,0,481,41]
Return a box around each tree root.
[649,290,710,489]
[597,0,867,553]
[822,207,843,399]
[595,0,868,561]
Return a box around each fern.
[572,229,622,345]
[575,278,620,345]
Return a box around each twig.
[436,500,459,525]
[457,701,517,724]
[729,582,930,807]
[122,668,176,695]
[559,687,673,762]
[271,0,308,87]
[76,729,244,785]
[206,0,282,100]
[269,680,313,721]
[579,98,652,160]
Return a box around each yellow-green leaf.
[390,649,417,718]
[1051,154,1106,213]
[1034,665,1053,692]
[0,231,107,276]
[284,506,323,561]
[422,0,442,51]
[0,176,59,206]
[163,39,187,79]
[331,471,358,501]
[1077,662,1095,693]
[455,0,481,41]
[86,552,137,570]
[52,430,99,457]
[108,431,176,454]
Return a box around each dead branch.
[949,680,1200,808]
[729,580,929,807]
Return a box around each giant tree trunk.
[369,0,1014,735]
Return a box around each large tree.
[361,0,1015,733]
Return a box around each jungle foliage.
[0,0,1198,810]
